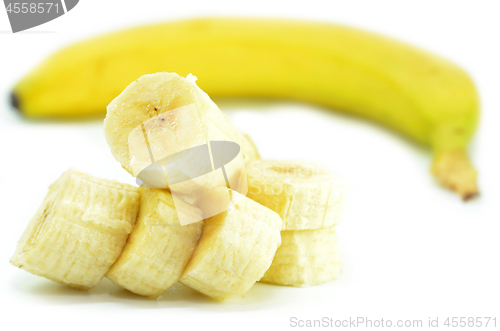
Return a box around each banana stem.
[430,150,479,201]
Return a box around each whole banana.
[11,17,479,199]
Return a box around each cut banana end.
[106,188,203,298]
[260,227,342,287]
[103,72,260,181]
[246,160,344,231]
[10,169,140,290]
[180,191,282,301]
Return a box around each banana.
[179,191,282,301]
[246,160,343,231]
[106,188,203,298]
[11,17,480,199]
[10,169,140,290]
[103,72,260,176]
[260,227,342,287]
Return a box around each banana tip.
[460,180,480,201]
[10,91,20,111]
[462,191,479,201]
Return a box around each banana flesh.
[246,160,344,231]
[103,72,260,179]
[12,17,480,199]
[106,188,203,298]
[10,169,140,289]
[11,77,346,296]
[104,72,259,226]
[180,191,282,301]
[9,165,340,294]
[11,76,348,296]
[246,160,344,287]
[260,227,342,287]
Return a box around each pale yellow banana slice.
[260,227,342,287]
[106,188,203,298]
[103,72,260,179]
[246,160,343,230]
[10,169,140,290]
[180,191,282,301]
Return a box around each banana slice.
[179,191,282,301]
[260,227,342,287]
[103,72,260,179]
[106,188,203,298]
[246,160,344,230]
[10,169,140,290]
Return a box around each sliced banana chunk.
[103,72,260,179]
[10,169,140,290]
[260,227,342,287]
[107,188,203,298]
[180,191,282,301]
[246,160,344,230]
[104,72,259,226]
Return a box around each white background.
[0,1,499,330]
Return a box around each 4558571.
[443,317,496,328]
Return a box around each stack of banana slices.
[247,160,344,287]
[11,72,344,301]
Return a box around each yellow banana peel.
[11,17,480,199]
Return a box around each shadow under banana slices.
[9,273,285,309]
